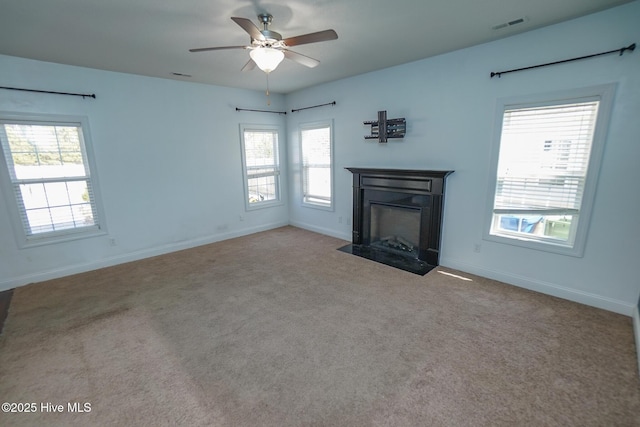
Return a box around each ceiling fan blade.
[189,45,248,53]
[283,29,337,47]
[231,17,265,41]
[283,50,320,68]
[241,58,256,72]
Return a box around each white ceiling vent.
[492,16,529,31]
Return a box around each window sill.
[483,232,583,257]
[302,201,334,212]
[245,200,284,211]
[19,227,107,249]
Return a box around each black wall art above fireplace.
[339,168,453,275]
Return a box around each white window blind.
[494,101,599,216]
[486,85,614,256]
[301,124,332,208]
[0,120,100,239]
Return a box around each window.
[0,114,104,246]
[240,124,281,209]
[485,85,615,256]
[300,121,333,209]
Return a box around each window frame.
[299,120,334,211]
[483,84,616,257]
[239,123,283,211]
[0,112,107,248]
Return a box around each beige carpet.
[0,226,638,426]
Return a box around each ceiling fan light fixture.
[250,47,285,73]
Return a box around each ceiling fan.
[189,14,338,74]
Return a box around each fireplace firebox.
[339,168,453,275]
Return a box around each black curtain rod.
[291,101,336,113]
[0,86,96,99]
[235,107,286,115]
[490,43,636,78]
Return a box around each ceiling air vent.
[492,16,529,31]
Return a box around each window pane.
[44,182,71,207]
[19,183,48,209]
[72,204,95,227]
[305,166,331,199]
[4,124,87,179]
[49,206,75,230]
[490,99,599,247]
[247,176,276,203]
[241,127,280,208]
[1,119,100,239]
[301,128,331,165]
[67,180,90,204]
[26,208,54,234]
[493,214,573,243]
[244,131,276,168]
[301,124,332,207]
[495,102,597,212]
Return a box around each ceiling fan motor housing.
[257,14,282,47]
[259,30,282,42]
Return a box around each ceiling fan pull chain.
[265,73,271,105]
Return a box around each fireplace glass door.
[369,203,421,259]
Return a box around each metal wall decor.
[364,110,406,143]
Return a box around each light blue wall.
[0,57,288,289]
[285,2,640,315]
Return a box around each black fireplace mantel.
[343,167,453,274]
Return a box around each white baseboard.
[288,220,351,242]
[0,221,288,292]
[440,257,635,316]
[634,304,640,378]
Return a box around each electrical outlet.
[474,243,481,253]
[338,216,343,224]
[109,238,117,246]
[239,215,244,222]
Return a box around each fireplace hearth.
[339,168,453,275]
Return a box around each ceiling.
[0,0,632,94]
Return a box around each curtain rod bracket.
[620,43,635,55]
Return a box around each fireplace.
[339,168,453,275]
[370,202,421,258]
